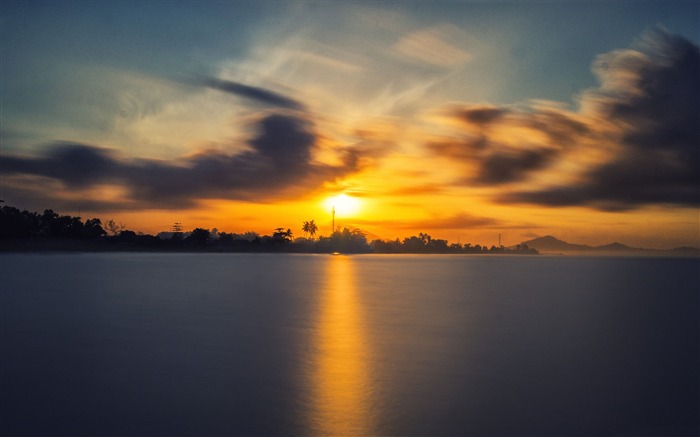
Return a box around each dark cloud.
[1,144,119,187]
[203,77,305,111]
[479,148,558,184]
[504,29,699,209]
[456,105,507,125]
[250,114,313,165]
[430,107,585,184]
[1,113,360,211]
[500,149,699,211]
[435,28,699,210]
[0,181,133,213]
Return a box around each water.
[1,253,698,436]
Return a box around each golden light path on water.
[308,256,374,436]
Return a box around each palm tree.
[302,220,318,240]
[308,220,318,239]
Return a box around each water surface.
[2,253,698,436]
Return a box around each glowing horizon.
[323,194,362,218]
[1,1,698,250]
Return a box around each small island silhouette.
[1,204,697,256]
[0,204,540,254]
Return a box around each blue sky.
[1,1,698,247]
[3,1,697,151]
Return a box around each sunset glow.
[323,194,362,218]
[2,4,699,435]
[1,1,698,249]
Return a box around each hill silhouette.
[595,242,634,251]
[519,235,699,256]
[519,236,589,252]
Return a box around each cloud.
[409,213,500,230]
[351,212,501,231]
[202,77,306,111]
[0,181,133,213]
[1,145,119,187]
[387,184,446,196]
[394,24,473,67]
[431,28,699,210]
[430,105,589,184]
[456,105,507,125]
[479,148,559,185]
[0,113,360,211]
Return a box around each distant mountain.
[518,235,589,253]
[518,235,699,256]
[593,242,643,252]
[669,246,700,256]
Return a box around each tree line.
[0,206,105,240]
[0,205,536,254]
[370,232,537,254]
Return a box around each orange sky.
[1,2,698,249]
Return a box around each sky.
[1,0,699,248]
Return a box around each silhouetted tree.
[83,218,106,239]
[370,238,403,253]
[218,232,235,245]
[427,238,449,252]
[0,203,539,254]
[105,219,126,236]
[318,227,370,253]
[302,220,318,240]
[0,206,40,239]
[419,232,431,245]
[117,230,138,242]
[403,235,426,253]
[272,227,293,243]
[240,231,259,241]
[187,228,211,246]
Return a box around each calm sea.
[1,253,698,436]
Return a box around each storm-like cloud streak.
[203,77,306,111]
[430,105,589,184]
[432,28,699,210]
[1,113,358,210]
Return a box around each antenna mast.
[331,206,335,234]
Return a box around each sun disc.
[324,194,361,217]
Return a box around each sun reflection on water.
[308,255,373,436]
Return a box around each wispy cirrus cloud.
[393,24,473,67]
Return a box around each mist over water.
[2,253,698,436]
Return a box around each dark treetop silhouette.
[0,204,538,254]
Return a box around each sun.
[323,194,362,217]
